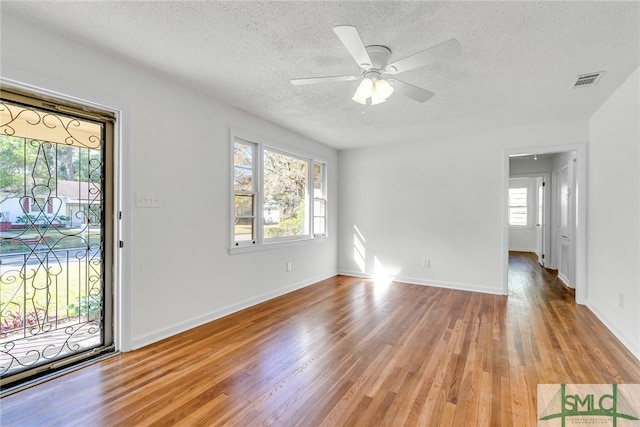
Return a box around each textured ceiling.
[2,1,639,150]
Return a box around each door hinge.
[119,241,124,248]
[118,211,122,220]
[542,254,545,259]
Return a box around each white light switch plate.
[136,192,162,208]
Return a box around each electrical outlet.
[422,259,430,269]
[286,262,292,272]
[136,192,162,208]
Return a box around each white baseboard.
[338,269,504,296]
[557,272,574,288]
[509,247,537,253]
[130,271,337,350]
[586,301,640,362]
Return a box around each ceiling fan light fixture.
[375,78,394,99]
[370,94,386,105]
[352,92,368,105]
[352,77,394,105]
[370,85,387,105]
[352,77,374,104]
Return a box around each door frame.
[1,67,131,352]
[503,144,587,304]
[508,173,551,266]
[535,174,550,267]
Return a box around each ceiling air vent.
[572,72,604,88]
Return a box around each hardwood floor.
[1,252,639,426]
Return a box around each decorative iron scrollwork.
[0,100,104,380]
[0,101,102,149]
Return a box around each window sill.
[228,235,327,255]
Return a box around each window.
[509,177,534,228]
[231,132,327,251]
[233,140,256,243]
[263,147,309,240]
[313,162,327,237]
[508,187,528,226]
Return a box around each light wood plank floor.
[1,252,639,426]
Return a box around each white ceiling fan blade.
[333,25,372,69]
[385,39,462,74]
[389,79,435,103]
[290,75,360,85]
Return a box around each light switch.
[136,192,162,208]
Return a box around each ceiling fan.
[290,25,461,105]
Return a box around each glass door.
[0,89,114,389]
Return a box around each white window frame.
[229,130,328,254]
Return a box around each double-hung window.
[508,178,532,228]
[231,131,327,251]
[233,139,256,243]
[313,162,327,237]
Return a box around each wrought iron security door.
[0,90,114,388]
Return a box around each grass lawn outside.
[0,227,101,255]
[0,227,102,337]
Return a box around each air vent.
[572,72,604,88]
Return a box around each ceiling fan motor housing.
[364,45,392,71]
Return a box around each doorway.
[505,145,586,304]
[508,173,550,266]
[0,89,116,388]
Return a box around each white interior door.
[557,163,574,287]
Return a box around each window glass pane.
[263,202,280,224]
[509,207,527,226]
[313,163,326,236]
[234,218,253,242]
[234,141,253,166]
[263,149,308,238]
[313,163,324,196]
[508,188,527,206]
[234,166,252,192]
[314,199,325,216]
[234,194,254,217]
[314,163,322,182]
[314,217,325,235]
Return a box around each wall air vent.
[572,72,604,88]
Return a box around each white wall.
[338,120,589,295]
[588,67,640,358]
[1,14,338,350]
[510,157,553,175]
